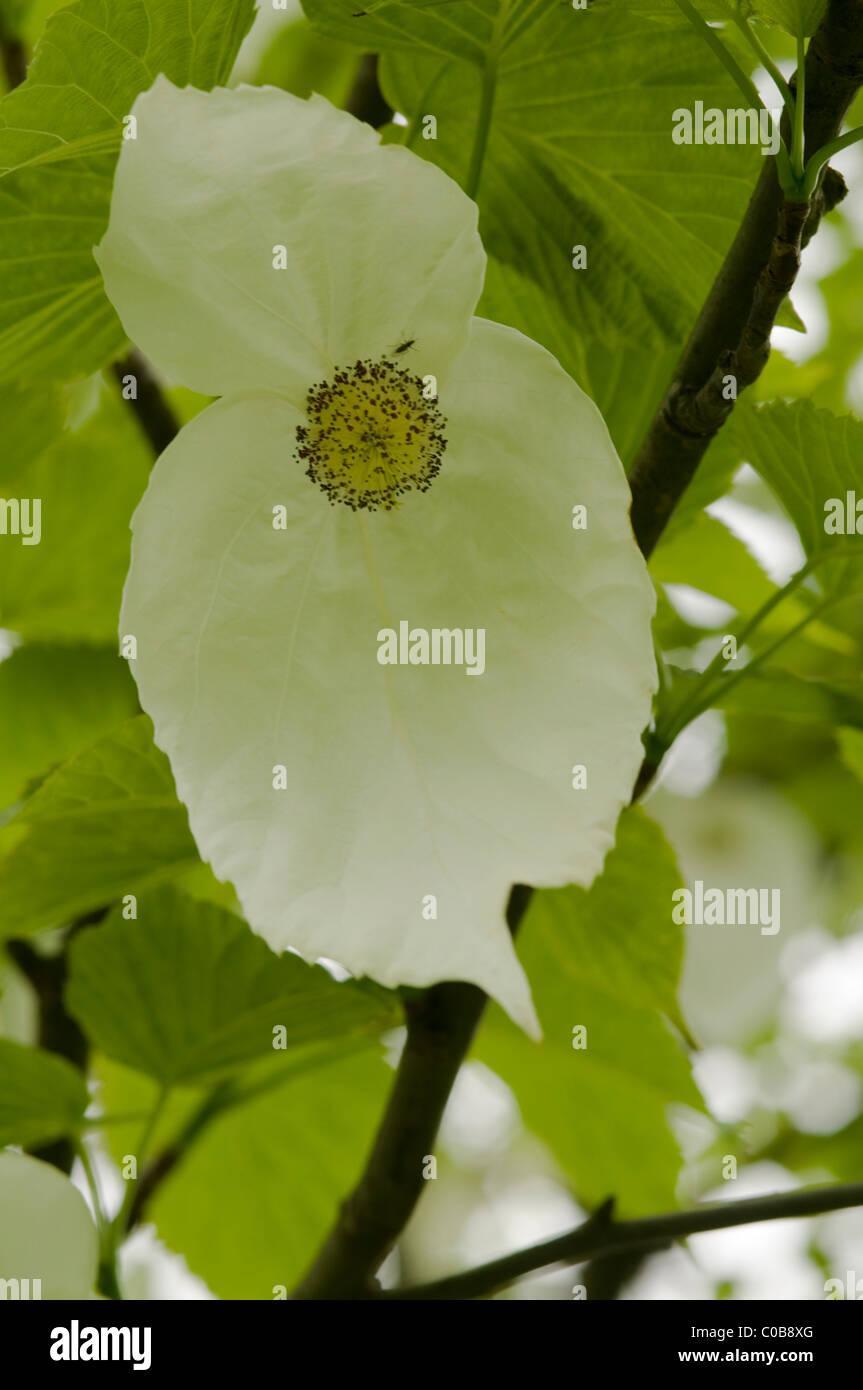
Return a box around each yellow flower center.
[296,357,447,511]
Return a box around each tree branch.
[1,36,27,90]
[5,911,105,1173]
[628,0,863,560]
[579,1247,653,1301]
[292,885,532,1299]
[345,53,393,129]
[383,1182,863,1300]
[110,349,179,457]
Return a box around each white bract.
[0,1152,98,1298]
[97,79,656,1035]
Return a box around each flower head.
[96,79,656,1035]
[296,355,448,511]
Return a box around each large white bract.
[97,79,656,1035]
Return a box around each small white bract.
[0,1152,98,1299]
[97,79,656,1035]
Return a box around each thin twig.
[383,1182,863,1300]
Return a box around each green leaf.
[0,644,138,809]
[308,1,761,348]
[528,809,690,1030]
[616,0,826,35]
[477,809,701,1214]
[752,0,827,37]
[0,386,151,642]
[772,1113,863,1182]
[652,508,840,656]
[730,401,863,594]
[0,1038,89,1147]
[478,256,679,468]
[653,510,776,614]
[838,727,863,783]
[253,11,357,104]
[302,0,494,63]
[0,0,256,382]
[0,715,201,937]
[66,886,399,1086]
[97,1050,391,1298]
[719,670,863,727]
[663,665,863,731]
[0,381,65,471]
[308,0,730,53]
[760,247,863,414]
[0,0,32,41]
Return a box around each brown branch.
[291,885,532,1299]
[345,53,393,129]
[628,0,863,560]
[579,1247,653,1301]
[5,912,105,1173]
[1,36,27,90]
[383,1182,863,1301]
[110,348,179,458]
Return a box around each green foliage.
[0,386,152,641]
[1,0,861,1304]
[665,665,863,730]
[838,727,863,783]
[0,644,137,809]
[307,0,759,350]
[1,380,65,468]
[0,716,200,936]
[0,0,255,382]
[763,247,863,413]
[253,11,356,103]
[752,0,827,37]
[0,1037,88,1146]
[731,401,863,593]
[98,1050,391,1298]
[0,0,32,41]
[774,1112,863,1181]
[66,886,399,1085]
[302,0,499,61]
[477,810,701,1214]
[653,511,775,614]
